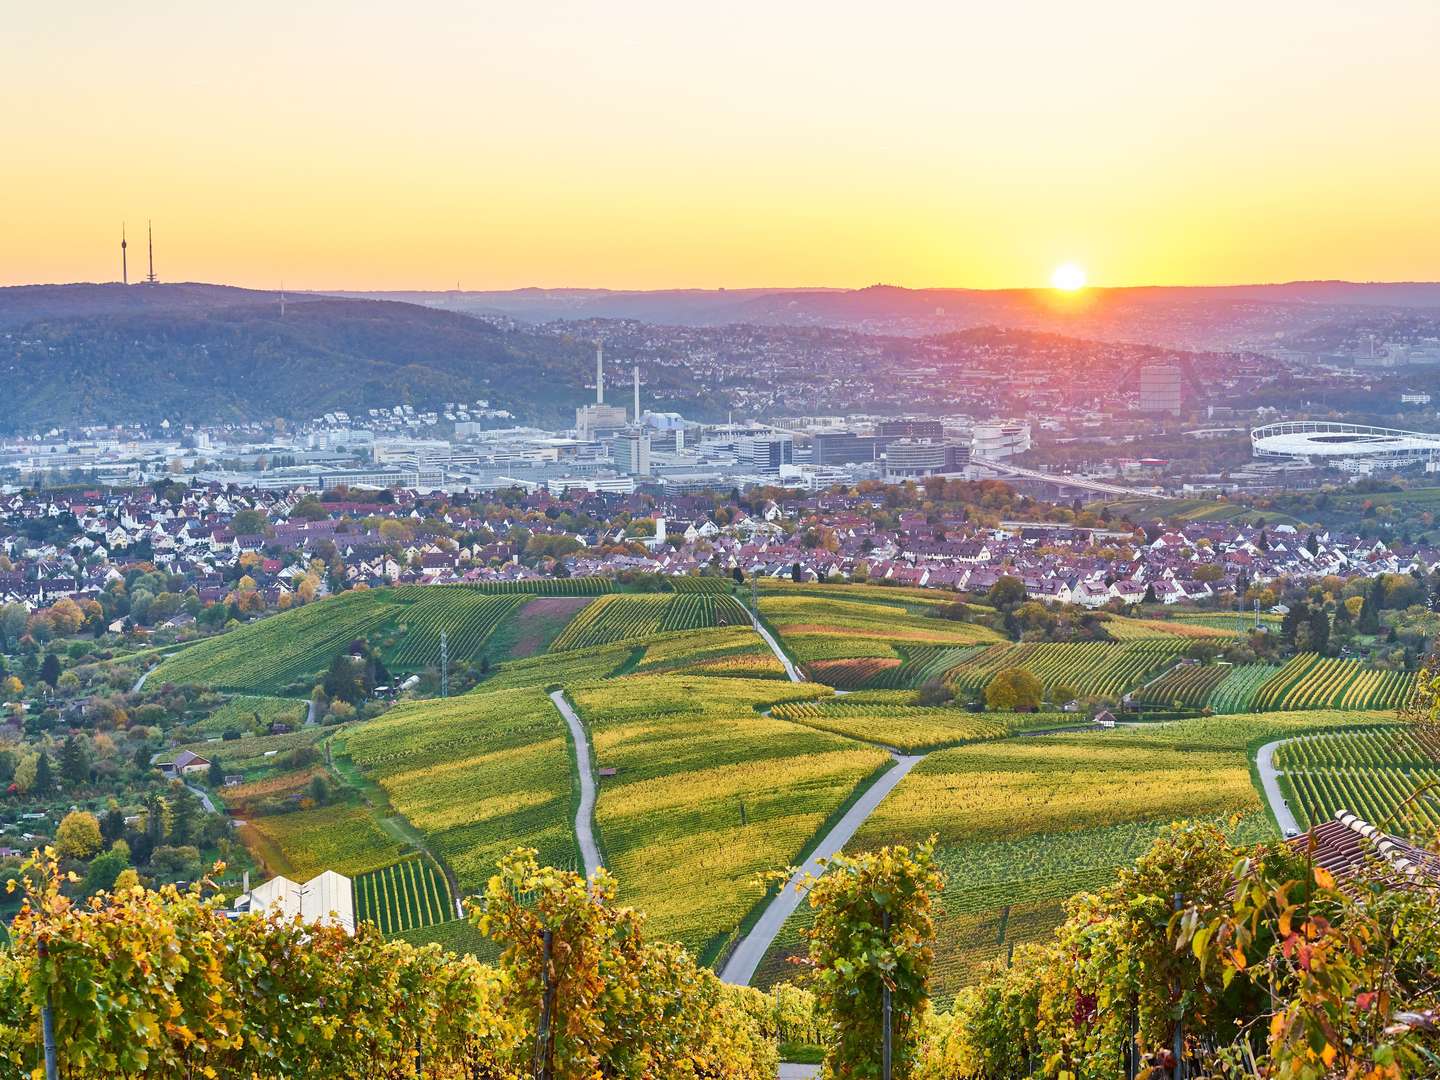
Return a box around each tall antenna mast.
[121,223,128,285]
[145,220,158,285]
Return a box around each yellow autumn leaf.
[1313,865,1335,890]
[1321,1043,1337,1067]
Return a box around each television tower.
[145,220,158,285]
[120,223,128,285]
[595,342,605,404]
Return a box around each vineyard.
[552,593,749,650]
[154,589,404,692]
[770,701,1067,752]
[1207,663,1278,713]
[1250,655,1416,712]
[353,857,456,934]
[460,577,615,595]
[945,640,1183,700]
[569,674,883,957]
[1274,728,1440,839]
[340,688,578,890]
[382,590,526,669]
[241,800,409,881]
[864,644,989,689]
[668,576,734,593]
[1131,662,1230,707]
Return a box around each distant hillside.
[0,285,704,432]
[344,281,1440,350]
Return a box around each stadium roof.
[1251,421,1440,459]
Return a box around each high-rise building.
[812,431,878,465]
[877,418,945,440]
[1138,365,1182,414]
[737,434,794,472]
[614,428,651,476]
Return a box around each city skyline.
[6,2,1440,291]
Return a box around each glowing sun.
[1051,263,1087,291]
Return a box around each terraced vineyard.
[804,657,902,688]
[354,857,456,934]
[668,576,733,593]
[1169,611,1281,634]
[384,591,526,669]
[155,589,404,693]
[553,593,748,650]
[340,688,578,890]
[946,640,1183,700]
[463,577,614,595]
[770,701,1069,753]
[1207,663,1277,713]
[1251,655,1416,712]
[864,644,988,689]
[1132,662,1230,707]
[569,674,883,958]
[1274,727,1440,839]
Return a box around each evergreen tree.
[1142,583,1158,604]
[1309,605,1331,656]
[100,807,126,846]
[40,652,61,688]
[1256,528,1270,550]
[59,734,89,786]
[143,791,167,849]
[1358,583,1381,634]
[32,750,53,794]
[1305,531,1320,556]
[168,789,198,847]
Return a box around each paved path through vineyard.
[549,689,602,878]
[754,619,804,682]
[1256,739,1302,835]
[719,751,923,986]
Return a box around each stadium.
[1251,421,1440,470]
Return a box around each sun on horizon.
[1051,263,1087,291]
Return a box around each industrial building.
[970,422,1031,458]
[811,430,878,465]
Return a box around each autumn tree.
[56,810,102,859]
[985,667,1043,711]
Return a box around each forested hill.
[0,287,674,432]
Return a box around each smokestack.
[633,364,641,424]
[595,342,604,404]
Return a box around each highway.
[969,455,1169,499]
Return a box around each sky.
[6,1,1440,291]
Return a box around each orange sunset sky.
[6,1,1440,292]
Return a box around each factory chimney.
[633,363,641,424]
[595,343,604,404]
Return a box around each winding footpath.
[1256,738,1302,836]
[131,668,150,694]
[719,751,924,986]
[549,689,602,879]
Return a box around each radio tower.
[145,220,158,285]
[120,224,128,285]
